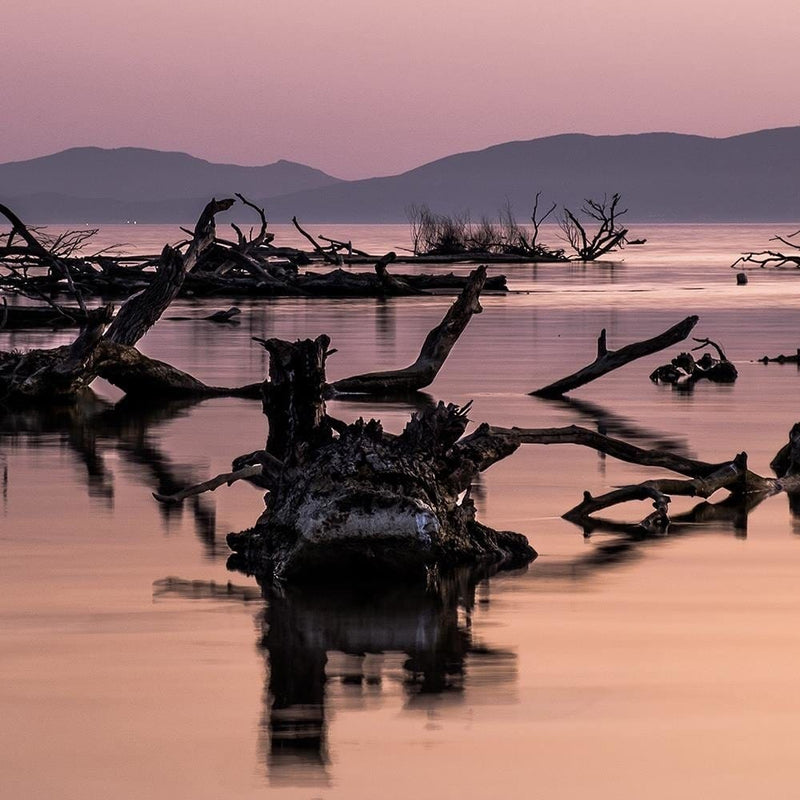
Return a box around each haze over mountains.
[2,128,799,223]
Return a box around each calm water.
[3,223,800,798]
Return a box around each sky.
[1,0,798,179]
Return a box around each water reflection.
[0,391,227,557]
[541,394,691,453]
[537,492,767,581]
[155,566,519,786]
[334,390,437,414]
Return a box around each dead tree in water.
[559,193,629,261]
[498,194,565,261]
[0,199,508,304]
[0,199,260,404]
[732,229,800,270]
[223,337,535,582]
[329,266,486,395]
[532,316,699,397]
[161,328,800,583]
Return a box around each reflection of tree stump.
[258,568,516,782]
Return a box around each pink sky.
[2,0,798,179]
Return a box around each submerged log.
[532,316,699,397]
[759,349,800,365]
[0,304,87,328]
[650,337,738,388]
[0,198,261,405]
[329,266,486,395]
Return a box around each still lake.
[3,222,800,798]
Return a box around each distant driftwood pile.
[0,196,511,328]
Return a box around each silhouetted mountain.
[258,128,800,222]
[3,129,799,222]
[0,146,342,215]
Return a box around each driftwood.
[0,199,261,404]
[0,202,88,313]
[291,216,341,265]
[0,304,87,328]
[224,335,536,582]
[482,424,799,532]
[759,349,800,365]
[732,230,800,270]
[650,337,738,388]
[0,199,508,303]
[558,193,630,261]
[329,266,486,395]
[153,464,264,504]
[131,314,800,584]
[532,316,699,397]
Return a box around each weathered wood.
[330,266,486,395]
[373,252,426,296]
[650,337,738,388]
[562,453,750,528]
[532,315,699,397]
[105,198,233,346]
[223,338,535,583]
[254,335,334,462]
[153,463,265,504]
[292,216,341,265]
[0,199,265,404]
[558,193,630,261]
[732,230,800,270]
[0,303,88,328]
[759,349,800,365]
[90,340,256,399]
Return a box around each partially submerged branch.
[153,463,265,504]
[732,229,800,270]
[329,266,486,395]
[0,198,260,404]
[532,316,699,397]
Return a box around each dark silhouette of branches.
[732,229,800,269]
[558,193,629,261]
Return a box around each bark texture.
[227,337,535,583]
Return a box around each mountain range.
[2,128,799,223]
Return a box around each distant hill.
[2,129,799,223]
[258,128,800,223]
[0,146,342,220]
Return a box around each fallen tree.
[0,199,508,305]
[140,313,800,583]
[531,316,699,397]
[216,336,538,581]
[731,229,800,270]
[0,199,260,404]
[328,266,486,395]
[156,336,800,583]
[759,349,800,365]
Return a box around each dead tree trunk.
[532,316,699,397]
[256,335,334,462]
[225,334,535,583]
[329,266,486,395]
[0,198,263,405]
